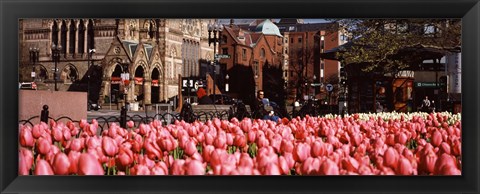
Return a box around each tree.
[287,39,316,101]
[331,19,461,76]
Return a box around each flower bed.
[19,112,461,175]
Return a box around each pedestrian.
[196,87,213,105]
[421,96,431,112]
[252,90,279,122]
[430,100,436,112]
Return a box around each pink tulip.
[34,159,54,175]
[37,137,51,155]
[185,160,205,175]
[171,160,186,175]
[293,143,310,163]
[53,152,71,175]
[19,148,34,175]
[311,140,326,157]
[68,151,81,174]
[280,139,294,153]
[396,157,413,175]
[247,131,256,143]
[151,165,167,175]
[134,164,151,175]
[431,130,443,147]
[52,126,63,142]
[213,134,227,149]
[184,140,197,157]
[319,159,339,175]
[19,126,35,148]
[69,138,83,152]
[233,134,246,148]
[32,124,44,139]
[385,134,395,146]
[395,132,408,145]
[383,147,399,169]
[127,120,134,128]
[341,157,359,172]
[102,136,118,157]
[439,142,451,155]
[434,153,457,175]
[452,140,461,156]
[78,153,104,175]
[264,163,281,175]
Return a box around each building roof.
[278,19,305,24]
[122,40,154,61]
[254,19,283,37]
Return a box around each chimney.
[230,19,234,27]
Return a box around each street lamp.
[51,44,62,91]
[120,60,130,111]
[225,74,229,92]
[313,75,317,98]
[87,49,96,103]
[208,21,223,104]
[29,47,39,82]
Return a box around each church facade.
[19,19,215,106]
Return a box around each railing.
[18,102,341,131]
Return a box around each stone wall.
[19,90,87,122]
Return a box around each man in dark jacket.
[252,90,279,122]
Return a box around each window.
[290,38,293,43]
[284,48,288,54]
[78,20,85,54]
[61,20,67,54]
[221,35,228,44]
[242,48,247,60]
[289,26,295,31]
[298,37,302,43]
[285,38,288,43]
[222,48,228,55]
[254,61,259,75]
[69,20,76,55]
[87,19,95,50]
[52,21,59,46]
[260,48,265,58]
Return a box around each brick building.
[276,19,345,104]
[217,19,283,100]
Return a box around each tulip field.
[19,112,462,175]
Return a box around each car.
[19,82,37,90]
[88,100,101,111]
[209,94,236,105]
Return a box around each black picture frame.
[1,0,479,193]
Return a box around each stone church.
[19,19,216,106]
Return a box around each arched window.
[260,48,265,58]
[69,20,76,55]
[78,20,85,54]
[61,20,67,55]
[52,21,59,46]
[87,19,95,50]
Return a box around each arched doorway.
[110,64,123,103]
[36,65,48,82]
[151,67,160,103]
[134,66,145,104]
